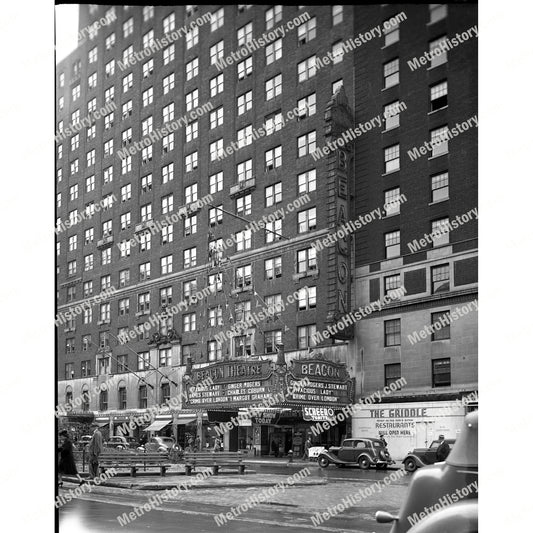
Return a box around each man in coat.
[87,423,103,479]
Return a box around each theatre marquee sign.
[183,356,353,409]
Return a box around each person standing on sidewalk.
[87,423,103,479]
[58,430,84,486]
[303,437,312,460]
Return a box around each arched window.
[118,384,127,410]
[160,382,170,404]
[139,385,147,409]
[65,387,73,407]
[81,387,90,412]
[99,389,108,411]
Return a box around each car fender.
[358,452,376,463]
[406,500,478,533]
[403,454,427,468]
[318,450,342,464]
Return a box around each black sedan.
[317,438,395,469]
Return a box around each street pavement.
[59,460,410,532]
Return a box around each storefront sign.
[303,407,335,421]
[190,360,272,384]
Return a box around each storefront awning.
[96,421,109,427]
[145,419,171,432]
[175,415,197,425]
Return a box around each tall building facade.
[56,4,477,458]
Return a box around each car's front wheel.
[404,458,417,472]
[318,456,329,468]
[358,456,370,470]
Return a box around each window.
[266,38,282,64]
[265,183,282,207]
[99,389,108,409]
[384,58,399,88]
[207,107,223,130]
[210,40,224,65]
[105,33,115,50]
[237,57,253,80]
[123,16,133,37]
[139,262,151,281]
[298,325,316,349]
[119,269,130,288]
[298,17,316,44]
[121,183,132,202]
[122,100,132,118]
[185,152,198,172]
[237,125,253,148]
[432,218,450,247]
[84,229,94,245]
[186,26,198,49]
[122,73,133,93]
[236,194,251,215]
[297,248,317,273]
[185,58,198,81]
[431,264,450,294]
[141,144,153,164]
[83,307,92,324]
[297,93,316,119]
[430,81,448,111]
[104,139,113,157]
[235,300,252,323]
[298,56,316,82]
[162,133,174,154]
[385,230,400,258]
[159,348,171,367]
[81,361,91,378]
[138,292,150,313]
[183,247,196,268]
[235,265,252,289]
[207,340,222,361]
[384,144,400,173]
[210,139,224,161]
[432,358,451,387]
[264,111,284,135]
[163,12,175,33]
[141,117,152,137]
[431,126,449,156]
[208,307,223,327]
[142,30,154,50]
[384,274,401,297]
[385,363,402,387]
[384,319,401,346]
[209,172,223,195]
[100,302,110,323]
[265,219,282,243]
[143,6,154,21]
[264,330,282,354]
[432,311,451,340]
[235,229,252,251]
[71,84,81,102]
[162,163,174,184]
[430,36,447,67]
[332,41,344,64]
[65,339,75,355]
[429,4,447,23]
[384,187,402,215]
[298,207,317,233]
[332,5,343,25]
[161,224,173,244]
[237,91,252,115]
[84,254,94,271]
[184,215,197,236]
[69,184,79,201]
[183,313,196,332]
[237,22,253,46]
[185,183,198,204]
[185,89,198,111]
[59,72,65,86]
[103,166,113,184]
[163,44,175,65]
[208,273,223,292]
[383,16,400,46]
[298,286,316,310]
[138,232,151,253]
[142,87,154,107]
[211,7,224,31]
[68,235,77,252]
[265,5,282,29]
[297,131,316,157]
[138,386,148,409]
[431,172,449,202]
[210,74,224,97]
[234,334,253,357]
[384,101,401,130]
[138,352,149,371]
[87,124,96,140]
[70,134,79,152]
[298,169,316,195]
[142,58,154,78]
[265,257,282,279]
[186,121,198,142]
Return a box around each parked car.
[402,438,456,472]
[317,438,394,469]
[124,437,140,449]
[138,436,181,454]
[104,436,130,449]
[308,446,327,461]
[376,410,478,533]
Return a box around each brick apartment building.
[56,4,477,458]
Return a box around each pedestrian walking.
[303,437,312,460]
[58,430,84,486]
[87,422,103,480]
